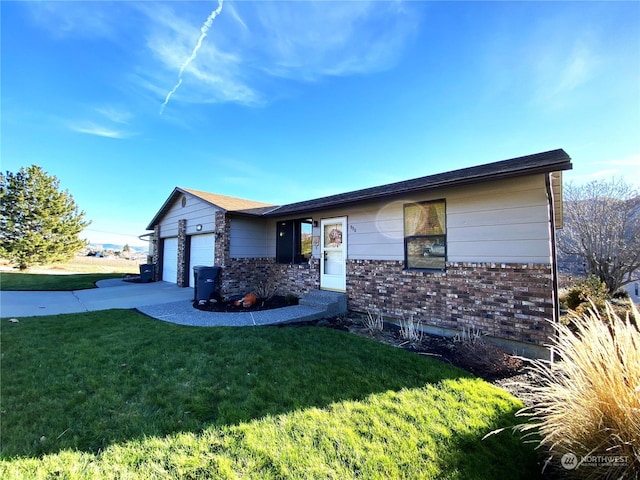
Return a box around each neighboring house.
[146,149,572,357]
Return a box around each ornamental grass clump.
[514,300,640,479]
[399,315,424,345]
[364,310,384,335]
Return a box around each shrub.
[253,278,279,303]
[452,326,485,347]
[560,275,635,329]
[512,300,640,479]
[561,275,610,313]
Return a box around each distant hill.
[88,243,147,253]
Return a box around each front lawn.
[0,272,128,291]
[0,310,540,479]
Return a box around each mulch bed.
[193,295,298,313]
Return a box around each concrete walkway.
[137,301,327,327]
[0,279,330,327]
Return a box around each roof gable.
[180,187,275,212]
[146,187,275,230]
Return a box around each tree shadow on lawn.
[447,426,543,479]
[0,309,534,473]
[441,407,544,480]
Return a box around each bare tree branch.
[558,178,640,293]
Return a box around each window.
[404,200,446,270]
[276,219,313,264]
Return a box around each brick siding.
[214,211,229,268]
[216,255,552,346]
[154,212,554,347]
[221,257,320,299]
[152,225,161,282]
[347,260,554,346]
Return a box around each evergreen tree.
[0,165,91,270]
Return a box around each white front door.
[320,217,347,292]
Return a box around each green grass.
[0,272,129,291]
[0,310,541,479]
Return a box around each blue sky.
[2,0,639,247]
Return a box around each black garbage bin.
[139,263,154,283]
[193,265,222,302]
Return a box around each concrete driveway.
[0,279,195,318]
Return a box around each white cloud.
[68,122,131,139]
[66,104,135,138]
[138,2,261,108]
[478,9,604,110]
[25,1,420,111]
[600,153,640,168]
[226,2,249,32]
[566,153,640,187]
[595,154,640,187]
[95,107,133,125]
[536,40,600,103]
[250,1,418,81]
[150,30,261,105]
[135,0,418,109]
[26,1,126,40]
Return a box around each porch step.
[299,290,348,317]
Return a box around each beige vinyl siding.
[230,216,270,257]
[346,209,404,260]
[158,193,218,238]
[446,175,551,262]
[269,174,553,264]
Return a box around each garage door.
[189,233,215,287]
[162,237,178,283]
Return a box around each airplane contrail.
[160,0,224,114]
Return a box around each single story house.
[146,149,572,357]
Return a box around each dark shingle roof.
[264,149,572,217]
[147,149,572,228]
[180,188,275,211]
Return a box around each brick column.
[215,211,233,294]
[152,225,161,282]
[214,211,230,267]
[177,219,188,287]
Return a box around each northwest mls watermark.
[560,452,630,471]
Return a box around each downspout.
[545,173,560,363]
[138,232,154,263]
